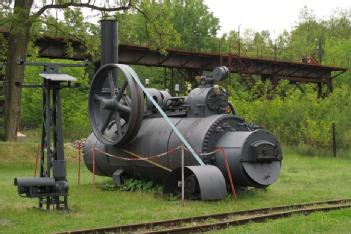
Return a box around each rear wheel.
[184,174,200,199]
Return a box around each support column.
[327,79,333,94]
[317,82,323,98]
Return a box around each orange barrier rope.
[122,149,172,172]
[220,147,237,199]
[93,146,182,172]
[34,144,40,177]
[90,145,237,200]
[94,146,182,161]
[183,147,221,156]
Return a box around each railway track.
[59,199,351,234]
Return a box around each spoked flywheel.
[88,64,144,146]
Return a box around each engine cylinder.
[83,114,282,188]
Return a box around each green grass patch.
[0,142,350,233]
[216,209,351,234]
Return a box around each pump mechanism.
[14,60,83,210]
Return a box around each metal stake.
[92,148,96,191]
[181,145,185,207]
[34,144,39,177]
[77,144,81,184]
[332,123,337,158]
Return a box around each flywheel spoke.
[107,71,117,97]
[117,103,131,113]
[94,94,105,102]
[116,80,128,101]
[114,112,123,137]
[99,112,113,133]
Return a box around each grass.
[0,143,351,233]
[215,209,351,234]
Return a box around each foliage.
[232,81,351,149]
[40,8,100,59]
[102,178,163,193]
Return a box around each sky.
[203,0,351,38]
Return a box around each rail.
[57,198,351,234]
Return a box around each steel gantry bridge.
[35,35,348,96]
[1,28,347,97]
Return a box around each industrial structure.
[0,27,347,97]
[13,61,82,210]
[35,35,347,96]
[82,20,283,200]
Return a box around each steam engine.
[83,64,283,200]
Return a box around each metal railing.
[117,31,350,68]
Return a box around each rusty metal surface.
[57,198,351,234]
[36,36,348,85]
[1,29,347,86]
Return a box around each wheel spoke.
[116,80,128,101]
[107,71,116,97]
[125,97,131,107]
[99,112,113,133]
[117,103,131,113]
[94,94,105,102]
[114,112,122,136]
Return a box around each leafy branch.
[34,0,132,17]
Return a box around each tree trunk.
[5,0,33,141]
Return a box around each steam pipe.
[100,19,118,65]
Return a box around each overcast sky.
[203,0,351,38]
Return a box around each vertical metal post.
[55,85,64,161]
[221,147,237,199]
[181,145,185,207]
[52,88,58,161]
[40,86,46,179]
[317,82,323,98]
[327,80,333,93]
[77,144,81,184]
[332,123,337,158]
[164,68,167,90]
[44,80,51,177]
[93,148,96,191]
[171,68,174,96]
[34,144,39,177]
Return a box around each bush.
[232,81,351,150]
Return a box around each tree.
[1,0,132,141]
[170,0,220,51]
[115,0,180,51]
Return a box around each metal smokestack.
[100,19,118,65]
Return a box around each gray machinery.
[14,61,81,210]
[84,65,283,200]
[83,20,283,201]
